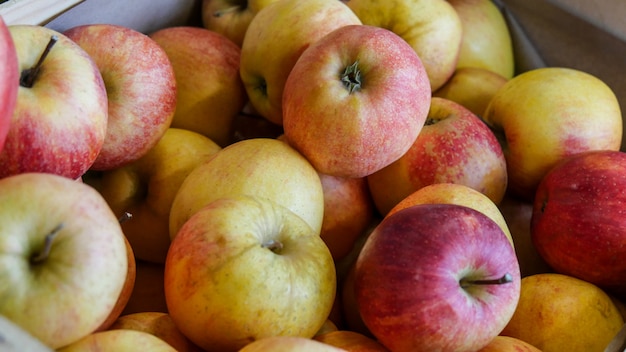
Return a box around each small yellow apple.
[57,329,177,352]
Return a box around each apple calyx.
[20,35,59,89]
[262,239,283,254]
[31,223,64,264]
[341,60,362,94]
[459,272,513,288]
[213,5,242,17]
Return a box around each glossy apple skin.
[57,330,177,352]
[1,25,108,180]
[355,203,521,352]
[239,336,347,352]
[346,0,463,91]
[165,196,336,352]
[240,0,362,125]
[63,24,176,171]
[0,173,128,349]
[531,150,626,297]
[283,25,431,178]
[367,97,507,215]
[0,16,18,154]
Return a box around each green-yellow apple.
[164,195,336,352]
[169,137,324,239]
[433,67,508,117]
[0,16,18,154]
[387,183,513,247]
[63,23,176,171]
[482,67,623,200]
[531,150,626,297]
[0,173,127,349]
[0,315,53,352]
[239,336,348,352]
[91,128,222,263]
[367,97,507,216]
[108,312,202,352]
[477,336,541,352]
[201,0,280,47]
[501,273,624,352]
[313,330,389,351]
[57,330,177,352]
[150,26,246,147]
[283,24,431,178]
[355,204,520,351]
[346,0,463,91]
[239,0,362,125]
[0,25,108,179]
[448,0,515,79]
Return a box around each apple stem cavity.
[341,60,362,94]
[262,239,283,254]
[31,223,64,264]
[20,35,59,89]
[460,273,513,288]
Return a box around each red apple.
[355,203,521,352]
[283,24,431,178]
[367,97,507,216]
[0,16,18,154]
[531,150,626,297]
[1,25,108,179]
[63,23,176,171]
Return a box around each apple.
[149,26,246,147]
[0,315,53,352]
[0,25,108,180]
[477,336,541,352]
[0,172,128,349]
[346,0,463,91]
[63,23,176,171]
[367,97,507,216]
[283,24,431,178]
[355,203,521,352]
[500,273,624,352]
[387,183,514,247]
[239,336,347,352]
[432,67,508,117]
[482,67,623,200]
[313,330,389,351]
[531,150,626,297]
[169,137,325,240]
[314,320,339,337]
[91,128,222,263]
[239,0,362,125]
[164,195,336,351]
[448,0,515,79]
[201,0,280,47]
[56,329,177,352]
[0,15,18,154]
[108,312,202,352]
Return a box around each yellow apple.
[150,26,247,147]
[387,183,513,247]
[57,329,177,352]
[108,312,202,352]
[346,0,463,91]
[482,67,623,199]
[433,67,508,117]
[164,195,336,351]
[239,336,348,352]
[169,137,324,239]
[448,0,515,79]
[92,128,222,264]
[314,330,389,351]
[0,315,52,352]
[500,273,624,352]
[477,335,541,352]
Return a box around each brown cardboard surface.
[44,0,626,150]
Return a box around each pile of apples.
[1,0,625,351]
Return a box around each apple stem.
[341,60,362,94]
[30,223,64,264]
[20,35,59,89]
[262,239,283,253]
[118,212,133,224]
[214,5,241,17]
[460,273,513,288]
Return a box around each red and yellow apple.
[0,16,18,154]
